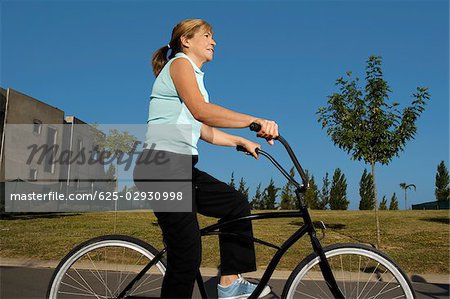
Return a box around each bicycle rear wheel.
[282,243,415,299]
[47,235,166,299]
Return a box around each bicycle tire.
[47,235,166,299]
[282,243,415,299]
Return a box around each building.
[412,201,450,210]
[0,87,109,212]
[0,88,65,183]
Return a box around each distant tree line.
[229,160,448,210]
[230,167,351,210]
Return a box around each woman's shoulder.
[169,56,199,80]
[157,55,190,78]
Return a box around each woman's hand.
[238,138,261,159]
[253,119,279,145]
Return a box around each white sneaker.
[217,274,271,299]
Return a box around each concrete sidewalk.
[1,257,448,284]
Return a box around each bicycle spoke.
[363,267,390,297]
[390,293,407,299]
[112,249,130,296]
[340,254,346,296]
[64,272,98,297]
[357,255,361,298]
[356,256,372,299]
[129,284,165,296]
[111,253,145,295]
[85,253,112,294]
[48,238,166,299]
[104,247,108,298]
[57,290,108,298]
[305,270,331,298]
[60,281,98,298]
[371,284,404,299]
[113,247,126,296]
[129,273,163,296]
[73,268,104,298]
[295,289,322,299]
[286,246,413,299]
[368,275,396,299]
[358,262,380,298]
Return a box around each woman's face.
[184,28,216,65]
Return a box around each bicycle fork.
[301,201,346,299]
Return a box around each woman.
[136,19,278,298]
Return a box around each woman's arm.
[170,58,278,143]
[200,124,260,159]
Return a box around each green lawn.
[0,210,448,274]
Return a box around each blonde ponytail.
[152,45,170,77]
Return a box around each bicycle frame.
[118,129,345,299]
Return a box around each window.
[44,127,57,173]
[29,168,37,181]
[77,139,83,153]
[33,119,42,135]
[91,145,99,161]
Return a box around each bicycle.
[47,123,416,299]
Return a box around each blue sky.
[1,0,448,210]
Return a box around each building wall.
[0,87,110,213]
[2,88,64,183]
[0,88,7,181]
[63,116,109,193]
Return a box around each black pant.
[133,152,257,298]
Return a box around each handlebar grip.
[236,145,247,152]
[249,122,261,132]
[236,145,260,155]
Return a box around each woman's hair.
[151,19,213,77]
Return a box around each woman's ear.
[180,35,190,48]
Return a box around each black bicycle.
[47,123,416,299]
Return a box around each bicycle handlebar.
[236,122,308,189]
[249,122,262,132]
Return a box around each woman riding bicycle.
[134,19,278,299]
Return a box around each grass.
[0,210,449,275]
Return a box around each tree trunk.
[372,161,381,248]
[114,162,118,233]
[404,189,408,210]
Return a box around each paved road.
[1,266,448,298]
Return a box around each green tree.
[389,192,399,210]
[263,178,279,210]
[105,164,116,192]
[329,168,349,210]
[280,167,296,210]
[379,195,388,210]
[237,177,249,202]
[399,183,416,210]
[317,172,330,210]
[304,175,320,209]
[250,183,263,210]
[359,169,375,210]
[229,172,236,190]
[94,127,138,232]
[317,55,429,247]
[435,161,450,201]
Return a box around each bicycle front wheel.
[282,243,415,299]
[47,235,166,299]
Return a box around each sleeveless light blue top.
[145,52,209,155]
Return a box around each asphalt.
[1,257,449,283]
[0,263,448,298]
